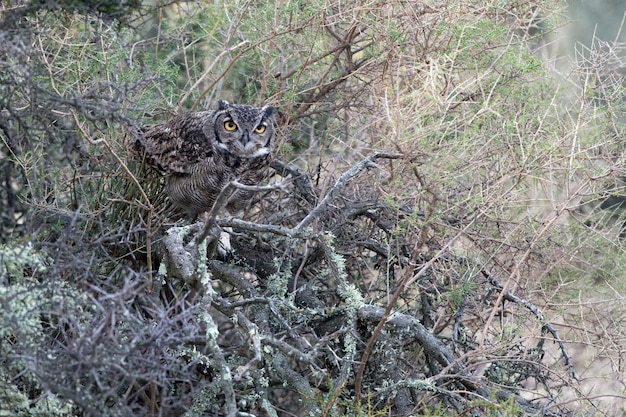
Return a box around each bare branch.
[484,271,578,381]
[293,152,401,234]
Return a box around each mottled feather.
[137,111,215,174]
[134,101,276,217]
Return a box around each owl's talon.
[216,228,234,260]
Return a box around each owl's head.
[210,100,276,157]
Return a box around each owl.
[135,100,276,218]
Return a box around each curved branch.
[358,305,455,368]
[484,271,578,381]
[293,152,401,234]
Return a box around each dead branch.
[293,152,401,234]
[484,270,578,381]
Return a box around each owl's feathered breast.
[135,109,273,216]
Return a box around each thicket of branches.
[1,0,626,416]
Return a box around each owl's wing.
[136,111,215,174]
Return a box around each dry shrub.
[1,0,625,416]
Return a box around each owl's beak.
[240,131,250,146]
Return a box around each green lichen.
[261,398,279,417]
[0,266,85,417]
[0,373,75,416]
[0,242,49,282]
[266,257,290,297]
[177,346,212,373]
[338,283,365,311]
[196,237,212,289]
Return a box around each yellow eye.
[224,120,237,131]
[255,125,266,134]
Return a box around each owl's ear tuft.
[262,105,275,119]
[218,100,230,110]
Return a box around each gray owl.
[135,100,276,218]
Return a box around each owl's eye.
[224,120,237,131]
[254,125,266,134]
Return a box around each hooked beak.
[240,131,250,146]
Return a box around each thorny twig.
[215,153,402,240]
[483,270,578,381]
[232,311,263,382]
[193,179,288,248]
[358,305,559,416]
[354,215,477,403]
[292,152,401,234]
